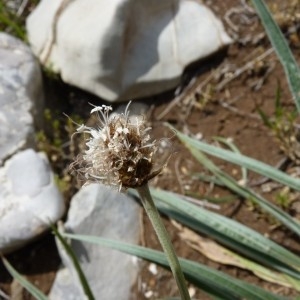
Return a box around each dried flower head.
[71,102,171,190]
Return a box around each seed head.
[71,102,170,190]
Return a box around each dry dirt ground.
[1,0,300,299]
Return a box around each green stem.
[136,184,191,300]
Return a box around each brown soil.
[1,0,300,299]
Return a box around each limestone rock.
[49,184,140,300]
[0,149,65,254]
[26,0,232,102]
[0,33,44,164]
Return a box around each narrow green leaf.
[0,5,26,40]
[257,107,272,128]
[192,173,223,186]
[250,0,300,112]
[51,224,95,300]
[63,233,286,300]
[141,188,300,279]
[2,257,48,300]
[186,191,235,203]
[187,145,300,238]
[213,136,247,183]
[167,124,300,191]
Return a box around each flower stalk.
[72,102,190,299]
[136,184,191,300]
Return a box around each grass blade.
[2,257,48,300]
[63,233,286,300]
[187,145,300,238]
[140,188,300,279]
[51,224,95,300]
[167,124,300,191]
[213,136,248,183]
[250,0,300,112]
[0,4,26,40]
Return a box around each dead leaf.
[172,220,300,291]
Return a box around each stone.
[0,33,44,165]
[0,149,65,254]
[26,0,232,102]
[49,184,140,300]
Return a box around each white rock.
[0,33,44,164]
[0,149,65,254]
[26,0,232,102]
[49,184,140,300]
